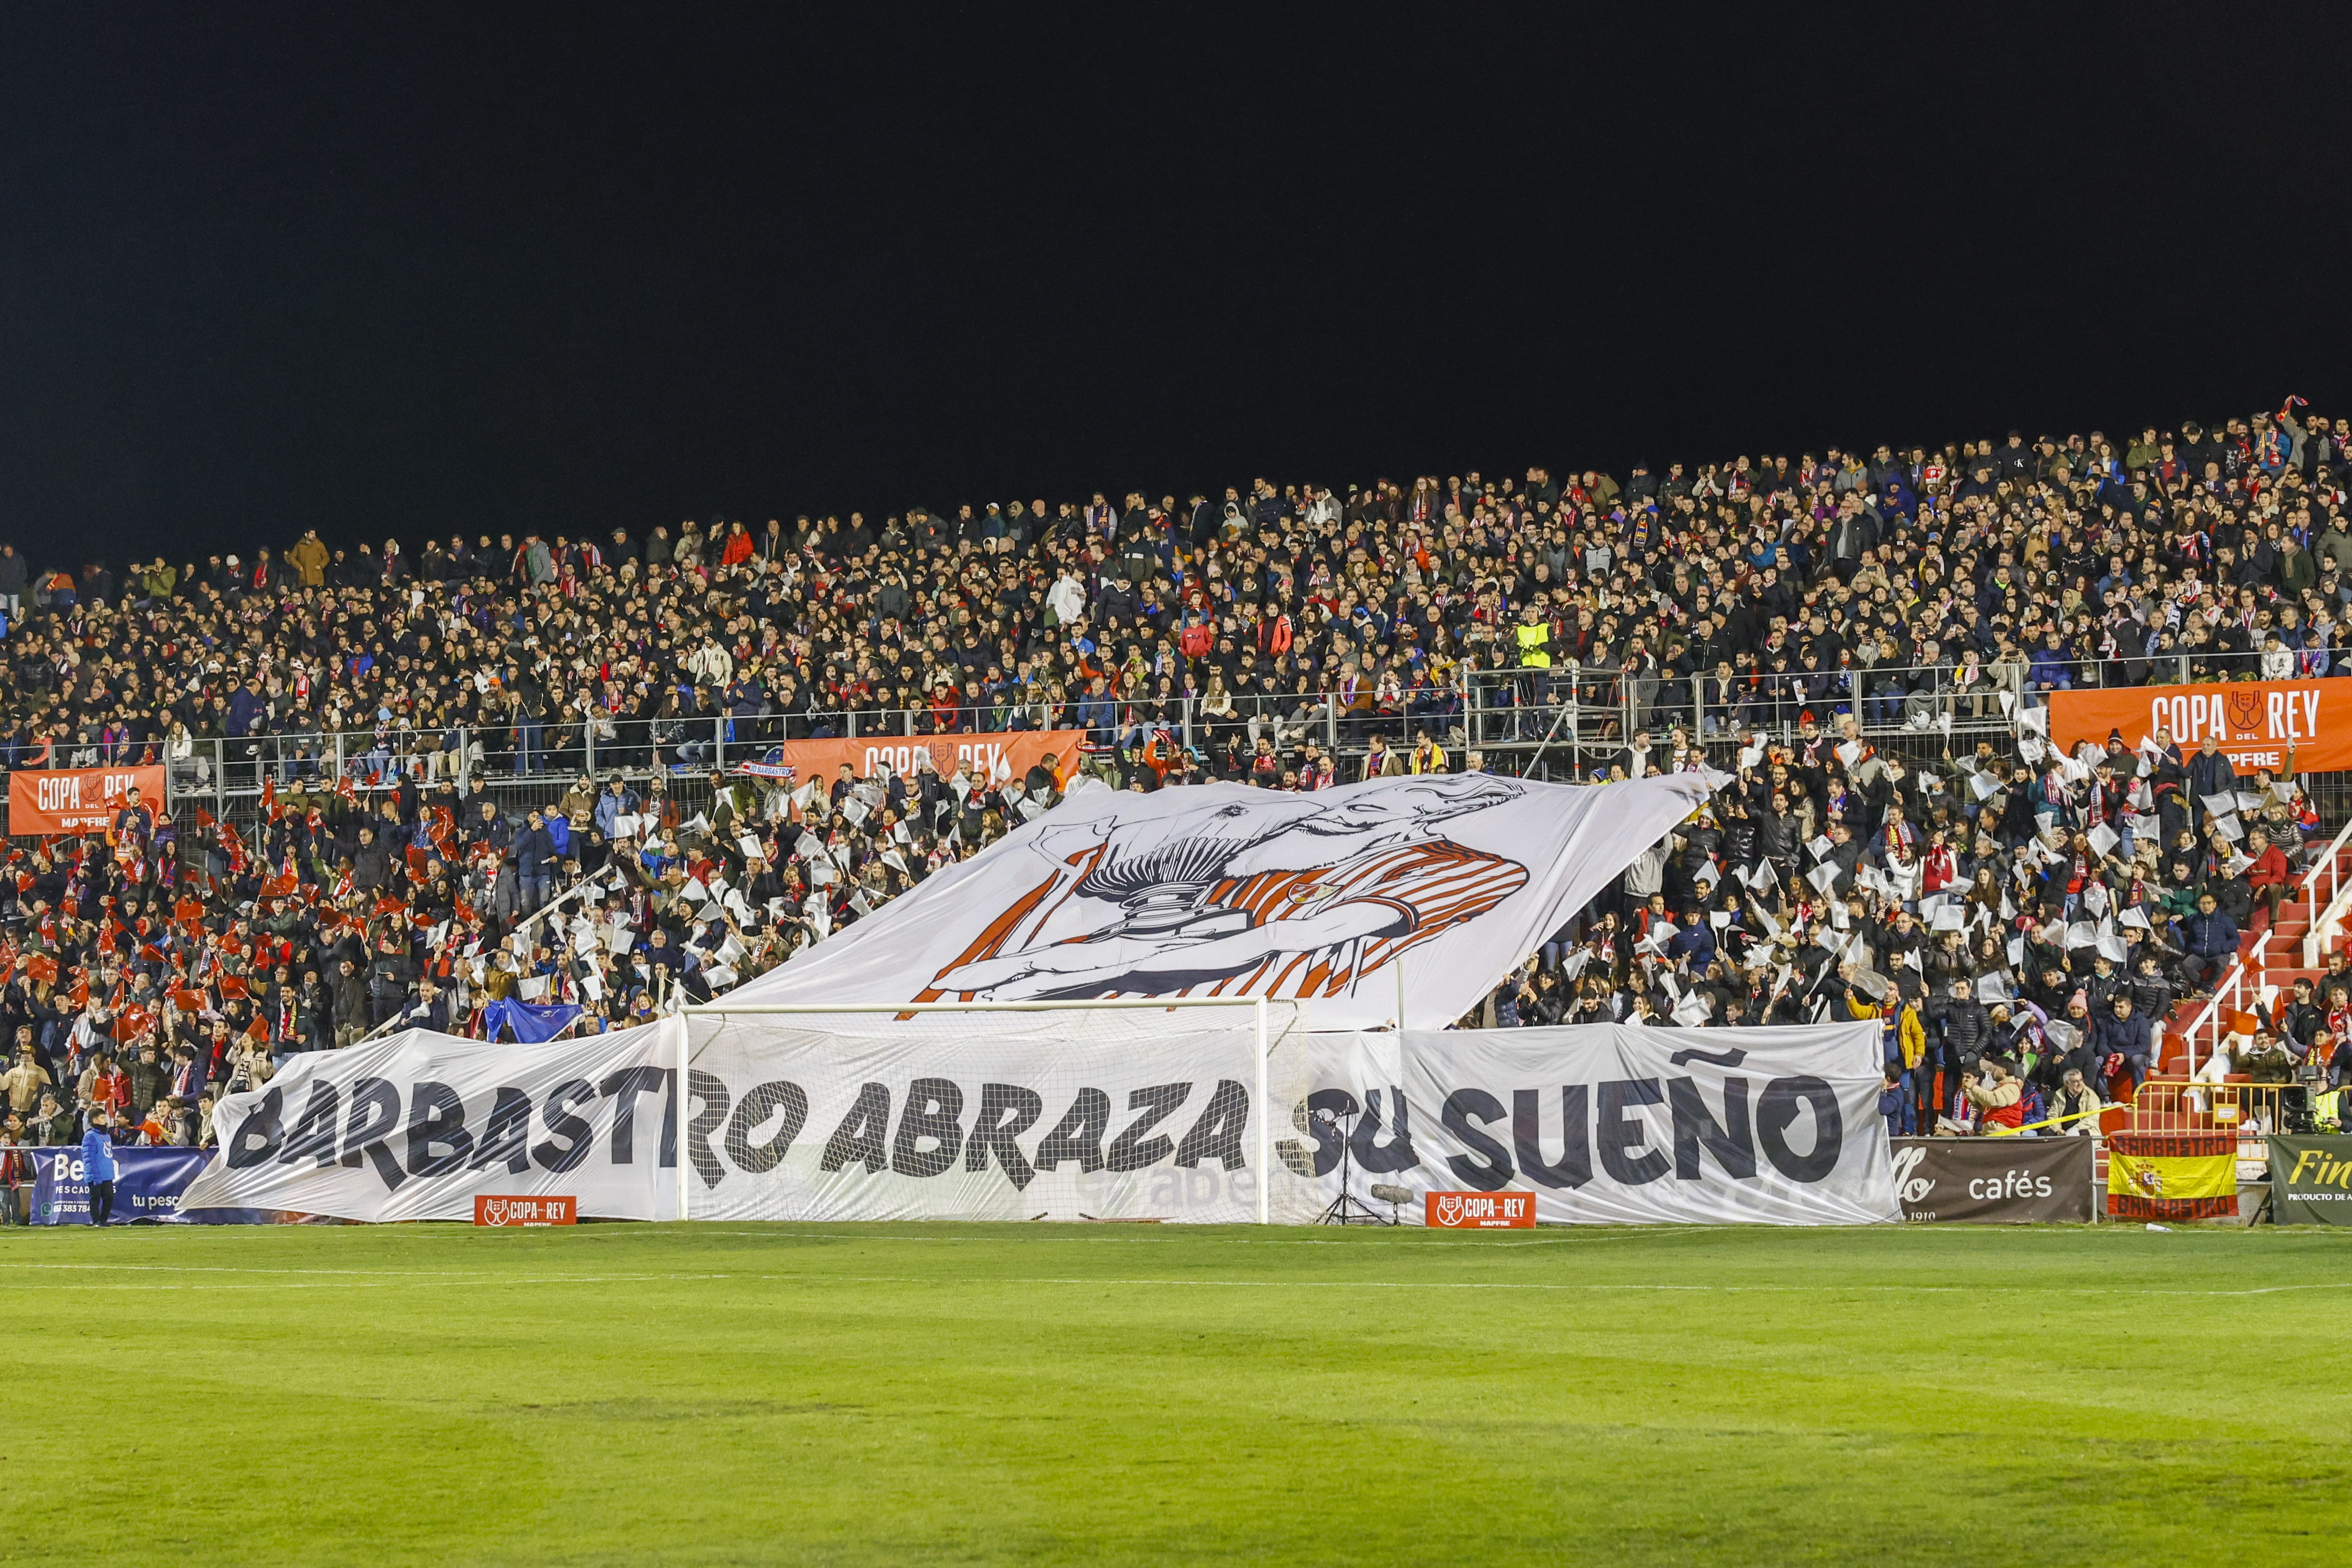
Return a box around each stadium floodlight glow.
[677,997,1280,1223]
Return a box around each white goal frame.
[676,997,1278,1223]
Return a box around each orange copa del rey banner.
[737,730,1088,788]
[7,765,167,837]
[2047,678,2348,773]
[474,1195,577,1227]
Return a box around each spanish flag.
[2108,1131,2238,1220]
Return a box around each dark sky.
[3,6,2346,569]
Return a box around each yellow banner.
[2106,1150,2236,1203]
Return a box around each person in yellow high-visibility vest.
[1513,605,1555,723]
[1514,606,1552,668]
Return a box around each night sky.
[3,6,2346,569]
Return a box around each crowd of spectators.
[5,393,2352,1200]
[1485,710,2348,1141]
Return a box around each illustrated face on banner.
[917,773,1531,1005]
[729,770,1719,1030]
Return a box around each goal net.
[679,1001,1303,1223]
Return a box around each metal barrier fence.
[2132,1078,2296,1147]
[3,651,2340,828]
[1456,661,2028,777]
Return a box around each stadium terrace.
[2,395,2351,1196]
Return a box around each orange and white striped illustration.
[917,775,1530,1003]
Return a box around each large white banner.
[1265,1023,1897,1226]
[180,1023,681,1222]
[181,1015,1893,1227]
[681,1010,1274,1223]
[731,771,1715,1030]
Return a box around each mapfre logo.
[1891,1144,1934,1205]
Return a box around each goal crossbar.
[676,997,1279,1223]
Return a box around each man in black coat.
[2184,736,2238,827]
[2090,991,2154,1096]
[1924,978,1992,1071]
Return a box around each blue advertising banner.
[27,1147,211,1225]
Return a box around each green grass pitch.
[2,1221,2345,1565]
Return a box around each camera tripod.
[1313,1103,1386,1226]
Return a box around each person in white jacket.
[685,636,735,687]
[1047,571,1086,627]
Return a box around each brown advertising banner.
[6,765,168,836]
[2266,1136,2352,1225]
[1889,1136,2097,1223]
[736,730,1088,788]
[2047,678,2350,773]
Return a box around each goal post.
[675,997,1287,1223]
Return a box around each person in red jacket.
[79,1051,130,1115]
[2244,827,2292,933]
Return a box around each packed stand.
[3,395,2352,1177]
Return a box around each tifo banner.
[1265,1023,1896,1226]
[2267,1136,2352,1225]
[730,771,1718,1031]
[2106,1129,2237,1220]
[180,1022,678,1223]
[739,731,1086,788]
[2048,678,2350,773]
[682,1009,1280,1223]
[180,1013,1895,1227]
[26,1147,209,1224]
[7,764,167,836]
[1888,1136,2095,1223]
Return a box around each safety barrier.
[2303,815,2352,968]
[2131,1077,2294,1181]
[2172,931,2270,1078]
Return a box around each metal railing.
[2174,931,2272,1079]
[2132,1079,2293,1151]
[2302,817,2352,968]
[1454,659,2029,774]
[8,650,2344,823]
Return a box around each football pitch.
[2,1223,2345,1566]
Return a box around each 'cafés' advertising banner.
[1888,1136,2096,1223]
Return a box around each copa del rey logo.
[473,1195,577,1227]
[1426,1191,1534,1229]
